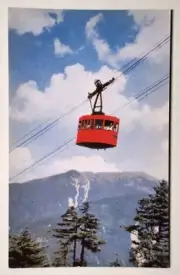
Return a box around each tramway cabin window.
[104,120,114,131]
[95,119,103,129]
[78,119,93,130]
[113,122,119,132]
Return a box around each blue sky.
[9,10,139,94]
[9,8,170,183]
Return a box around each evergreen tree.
[109,253,123,267]
[52,242,69,267]
[9,229,48,268]
[146,180,169,267]
[52,206,79,266]
[52,201,105,267]
[78,201,105,266]
[123,180,169,267]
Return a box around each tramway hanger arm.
[87,77,115,114]
[87,77,115,99]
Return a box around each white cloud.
[119,100,169,133]
[128,10,156,27]
[119,150,168,180]
[85,11,170,67]
[54,38,73,56]
[10,151,120,183]
[46,155,120,176]
[9,63,168,136]
[9,60,169,182]
[8,8,64,36]
[85,13,117,67]
[118,10,170,63]
[9,138,168,183]
[148,151,169,180]
[9,11,170,183]
[9,147,34,180]
[9,64,126,123]
[86,13,103,39]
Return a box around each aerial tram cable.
[112,74,169,115]
[9,36,170,153]
[9,33,144,149]
[9,99,87,153]
[114,36,170,81]
[9,137,75,182]
[9,40,94,149]
[75,73,169,150]
[10,121,50,148]
[9,74,169,182]
[10,36,169,152]
[60,74,169,157]
[137,79,169,101]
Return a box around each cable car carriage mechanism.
[76,77,120,150]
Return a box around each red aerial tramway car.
[76,77,120,150]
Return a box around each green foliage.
[78,201,105,266]
[109,253,123,267]
[123,180,170,267]
[9,229,49,268]
[52,201,105,267]
[52,206,79,266]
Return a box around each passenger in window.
[115,124,118,132]
[106,123,113,130]
[90,121,94,129]
[95,121,102,129]
[104,125,108,130]
[114,124,118,132]
[110,123,114,130]
[86,121,91,129]
[96,124,101,129]
[78,121,82,130]
[106,125,110,130]
[105,122,113,130]
[83,121,86,129]
[112,124,116,131]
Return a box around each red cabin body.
[76,114,120,149]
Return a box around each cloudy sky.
[9,8,171,183]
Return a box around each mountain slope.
[9,170,158,266]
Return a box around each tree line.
[9,179,170,268]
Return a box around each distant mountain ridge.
[11,170,157,185]
[9,170,158,266]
